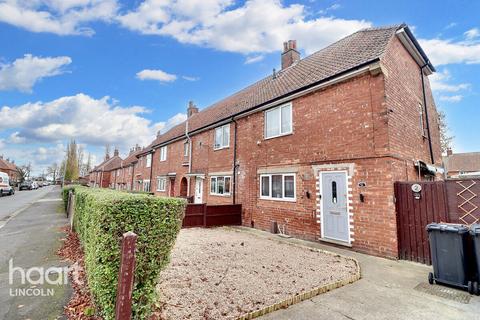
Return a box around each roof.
[150,24,410,148]
[443,152,480,173]
[0,158,17,171]
[92,155,123,172]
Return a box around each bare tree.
[47,163,59,182]
[438,110,454,154]
[16,163,32,183]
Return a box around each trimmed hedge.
[64,186,186,319]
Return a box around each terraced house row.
[89,24,443,258]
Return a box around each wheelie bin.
[470,224,480,295]
[426,223,477,294]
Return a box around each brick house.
[92,24,442,258]
[89,149,123,188]
[443,149,480,178]
[0,156,19,184]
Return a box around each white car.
[0,172,14,196]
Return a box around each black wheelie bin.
[426,223,477,294]
[470,224,480,295]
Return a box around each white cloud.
[429,69,470,93]
[136,69,177,82]
[0,0,117,36]
[318,3,340,15]
[420,34,480,66]
[464,28,480,40]
[0,54,72,92]
[244,55,264,64]
[439,95,463,103]
[0,93,186,148]
[182,75,199,81]
[8,132,26,144]
[118,0,371,55]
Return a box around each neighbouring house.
[92,24,442,259]
[0,156,19,184]
[443,149,480,178]
[89,149,123,188]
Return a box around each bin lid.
[426,223,469,234]
[470,224,480,235]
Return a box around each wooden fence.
[182,204,242,228]
[394,179,480,265]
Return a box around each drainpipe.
[185,120,192,197]
[421,64,435,164]
[149,151,154,193]
[232,117,238,205]
[131,163,135,191]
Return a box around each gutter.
[421,64,435,164]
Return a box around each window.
[143,179,151,192]
[265,103,292,139]
[210,176,231,195]
[184,142,189,156]
[157,177,166,192]
[214,124,230,149]
[260,173,296,201]
[146,154,152,167]
[419,104,425,136]
[331,181,337,204]
[160,146,167,161]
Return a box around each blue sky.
[0,0,479,174]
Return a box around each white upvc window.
[143,179,151,192]
[260,173,296,201]
[214,124,230,150]
[157,177,166,192]
[160,146,167,161]
[146,154,152,168]
[210,176,231,195]
[265,102,292,139]
[184,142,189,156]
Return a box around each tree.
[16,163,31,183]
[64,140,79,181]
[47,163,59,182]
[438,110,454,154]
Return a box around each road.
[0,186,72,319]
[0,186,56,226]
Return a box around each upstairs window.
[260,173,296,201]
[160,146,167,161]
[146,154,152,168]
[265,103,292,139]
[214,124,230,150]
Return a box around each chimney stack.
[114,148,119,157]
[446,148,453,156]
[281,40,300,69]
[187,101,199,118]
[135,144,141,152]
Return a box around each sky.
[0,0,479,175]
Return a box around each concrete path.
[232,227,480,320]
[0,186,72,320]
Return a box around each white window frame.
[264,102,293,139]
[214,124,230,150]
[156,177,166,192]
[210,176,231,196]
[160,146,167,161]
[259,173,296,201]
[143,179,151,192]
[146,154,152,168]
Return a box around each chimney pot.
[281,40,300,69]
[187,101,199,118]
[114,148,119,157]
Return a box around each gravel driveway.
[155,227,359,320]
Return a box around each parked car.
[0,172,14,196]
[20,181,34,190]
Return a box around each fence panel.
[182,204,242,228]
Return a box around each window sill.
[264,132,293,141]
[213,146,230,151]
[210,193,231,197]
[259,197,296,202]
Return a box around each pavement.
[0,186,72,320]
[232,227,480,320]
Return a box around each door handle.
[330,211,341,215]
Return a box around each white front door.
[321,171,349,243]
[194,178,203,204]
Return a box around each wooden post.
[69,194,75,231]
[115,231,137,320]
[66,191,72,217]
[203,204,207,227]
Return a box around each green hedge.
[64,186,186,319]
